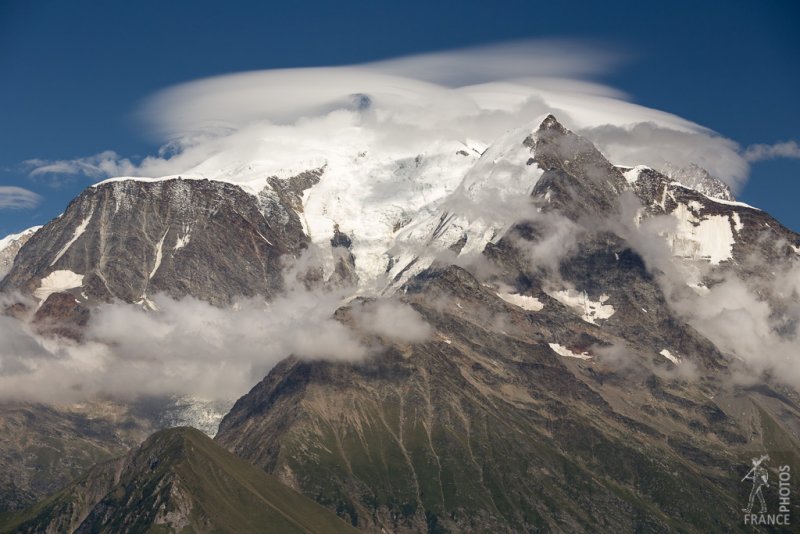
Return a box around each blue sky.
[1,0,798,235]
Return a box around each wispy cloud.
[742,140,800,162]
[0,186,42,210]
[24,150,136,182]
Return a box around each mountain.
[0,174,318,309]
[665,163,736,202]
[213,117,800,532]
[0,172,328,512]
[1,114,798,532]
[0,427,359,533]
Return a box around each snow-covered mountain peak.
[535,113,566,133]
[455,124,542,207]
[22,114,772,302]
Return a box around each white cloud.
[351,299,432,343]
[0,186,42,210]
[742,140,800,162]
[0,236,433,404]
[670,268,800,387]
[366,39,627,86]
[612,192,800,388]
[0,289,369,403]
[22,39,753,194]
[582,123,749,191]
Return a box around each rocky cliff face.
[0,175,315,308]
[0,176,321,514]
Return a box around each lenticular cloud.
[32,39,750,191]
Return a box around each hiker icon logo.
[741,454,791,527]
[742,455,769,515]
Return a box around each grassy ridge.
[1,427,358,533]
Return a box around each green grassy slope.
[1,427,358,534]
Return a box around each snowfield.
[665,202,735,265]
[34,270,84,302]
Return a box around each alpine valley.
[1,115,798,533]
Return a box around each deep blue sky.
[1,0,798,235]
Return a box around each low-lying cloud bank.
[0,290,431,404]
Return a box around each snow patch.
[135,296,158,311]
[659,349,681,365]
[687,200,704,212]
[174,225,192,250]
[51,211,93,266]
[665,203,735,265]
[497,292,544,311]
[546,289,615,324]
[549,343,592,360]
[622,165,648,184]
[34,270,84,301]
[731,212,743,233]
[702,195,758,210]
[149,231,169,280]
[255,230,274,246]
[666,181,758,210]
[687,282,711,296]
